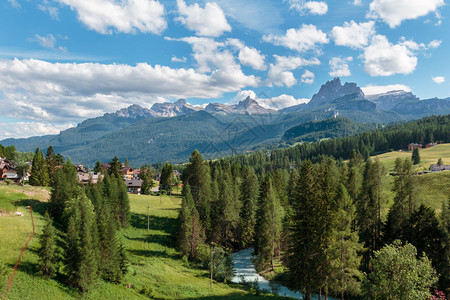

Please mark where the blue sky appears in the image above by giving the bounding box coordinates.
[0,0,449,138]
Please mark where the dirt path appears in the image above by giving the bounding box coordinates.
[6,206,35,293]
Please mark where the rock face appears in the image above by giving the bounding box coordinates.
[113,104,154,119]
[205,97,274,115]
[308,78,365,108]
[150,99,202,117]
[365,90,419,111]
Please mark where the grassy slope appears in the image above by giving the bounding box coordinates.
[0,184,282,299]
[373,143,450,214]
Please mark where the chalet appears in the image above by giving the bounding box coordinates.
[408,143,423,151]
[430,164,450,172]
[132,169,141,179]
[76,163,88,174]
[101,163,111,172]
[119,167,133,180]
[124,179,143,194]
[77,173,103,184]
[425,143,438,148]
[0,157,20,182]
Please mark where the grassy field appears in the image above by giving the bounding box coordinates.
[0,183,283,299]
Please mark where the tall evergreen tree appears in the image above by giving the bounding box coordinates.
[160,162,174,194]
[29,147,49,186]
[139,164,153,195]
[177,184,204,259]
[183,150,212,237]
[108,156,121,178]
[288,160,322,299]
[94,160,102,174]
[238,166,259,248]
[412,147,421,165]
[327,184,363,299]
[37,211,57,278]
[64,192,100,293]
[255,176,284,271]
[116,176,130,227]
[440,198,450,294]
[45,146,57,186]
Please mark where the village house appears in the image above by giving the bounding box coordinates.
[124,179,143,194]
[430,164,450,172]
[425,142,438,148]
[0,157,20,183]
[408,143,423,151]
[77,173,103,184]
[119,167,134,180]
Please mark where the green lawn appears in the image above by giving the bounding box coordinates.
[0,184,283,299]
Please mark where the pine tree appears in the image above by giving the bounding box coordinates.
[49,157,79,222]
[37,211,57,278]
[124,158,130,167]
[29,147,49,186]
[183,150,212,237]
[238,166,259,248]
[116,176,130,227]
[139,164,153,195]
[327,184,363,299]
[439,198,450,294]
[45,146,57,186]
[288,160,322,299]
[178,184,204,259]
[160,162,174,194]
[255,176,284,271]
[94,160,102,174]
[108,156,121,178]
[64,192,100,292]
[412,147,421,164]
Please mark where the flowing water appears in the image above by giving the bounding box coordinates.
[231,248,337,300]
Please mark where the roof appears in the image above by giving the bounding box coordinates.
[125,179,143,188]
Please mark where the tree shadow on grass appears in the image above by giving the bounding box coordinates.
[130,213,177,235]
[12,199,49,216]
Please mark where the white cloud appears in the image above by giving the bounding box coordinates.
[56,0,167,34]
[0,122,74,139]
[38,1,59,20]
[171,56,187,63]
[353,0,362,6]
[267,55,320,87]
[227,39,266,71]
[428,40,441,48]
[176,0,231,37]
[363,35,417,76]
[263,24,329,53]
[368,0,444,28]
[331,21,375,49]
[229,90,310,109]
[0,58,258,123]
[32,34,56,49]
[432,76,445,84]
[301,70,315,84]
[287,0,328,15]
[8,0,20,8]
[329,57,353,77]
[362,84,411,95]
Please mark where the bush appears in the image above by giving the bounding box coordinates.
[139,285,154,298]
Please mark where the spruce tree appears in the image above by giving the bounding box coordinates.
[288,160,322,299]
[412,147,421,165]
[94,160,102,174]
[178,184,204,259]
[45,146,57,187]
[29,147,49,186]
[108,156,121,178]
[440,198,450,294]
[238,166,259,248]
[37,211,57,278]
[139,164,153,195]
[116,176,130,227]
[255,176,284,271]
[160,162,174,194]
[327,184,363,299]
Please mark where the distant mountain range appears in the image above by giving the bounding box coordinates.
[2,78,450,166]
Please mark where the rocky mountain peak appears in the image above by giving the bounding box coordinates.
[308,77,364,108]
[113,104,154,119]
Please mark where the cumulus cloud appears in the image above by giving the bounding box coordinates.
[432,76,445,84]
[227,39,266,71]
[331,21,376,49]
[428,40,441,48]
[176,0,231,37]
[301,70,315,84]
[0,58,258,123]
[56,0,167,34]
[329,57,353,77]
[0,122,74,139]
[229,90,310,109]
[363,35,417,76]
[361,84,411,95]
[267,55,320,87]
[368,0,444,28]
[353,0,362,6]
[287,0,328,15]
[263,24,329,53]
